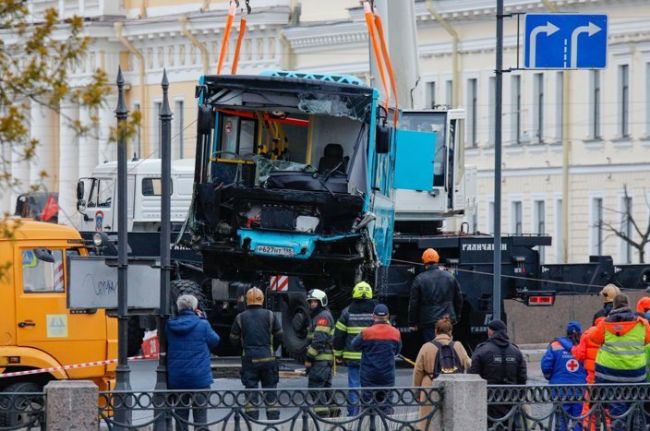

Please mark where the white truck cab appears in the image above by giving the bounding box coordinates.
[76,158,194,232]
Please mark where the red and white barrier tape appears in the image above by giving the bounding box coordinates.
[0,353,160,379]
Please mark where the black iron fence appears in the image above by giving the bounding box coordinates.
[487,383,650,431]
[99,386,443,430]
[0,391,45,431]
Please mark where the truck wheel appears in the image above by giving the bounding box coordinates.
[171,279,208,314]
[281,294,310,360]
[127,317,145,357]
[0,382,43,428]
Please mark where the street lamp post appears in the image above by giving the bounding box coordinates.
[154,69,173,430]
[114,66,132,429]
[492,0,504,322]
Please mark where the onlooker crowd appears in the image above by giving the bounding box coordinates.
[169,255,650,428]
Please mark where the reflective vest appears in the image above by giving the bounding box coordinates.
[595,321,647,383]
[333,300,375,363]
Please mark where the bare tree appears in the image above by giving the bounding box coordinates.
[601,185,650,263]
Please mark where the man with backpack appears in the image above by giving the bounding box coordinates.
[541,321,587,431]
[470,319,527,428]
[412,316,471,430]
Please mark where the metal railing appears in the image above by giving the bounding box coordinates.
[487,383,650,431]
[99,386,443,430]
[0,391,45,431]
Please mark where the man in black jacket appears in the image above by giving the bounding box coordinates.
[230,287,283,420]
[470,320,527,428]
[408,248,463,343]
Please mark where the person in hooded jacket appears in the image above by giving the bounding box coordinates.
[469,320,527,428]
[408,248,463,344]
[592,284,620,324]
[166,294,220,431]
[541,321,587,431]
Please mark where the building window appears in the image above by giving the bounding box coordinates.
[591,197,604,256]
[620,195,633,263]
[590,70,601,139]
[556,72,564,142]
[427,81,436,108]
[533,73,544,143]
[445,80,453,107]
[153,101,162,157]
[174,100,184,159]
[555,198,564,263]
[511,75,521,144]
[511,201,523,235]
[488,77,496,146]
[133,103,141,158]
[619,64,630,138]
[533,200,546,263]
[488,201,495,235]
[466,78,478,147]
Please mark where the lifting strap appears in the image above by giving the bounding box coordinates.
[231,1,250,74]
[363,1,390,109]
[216,0,237,74]
[373,14,399,127]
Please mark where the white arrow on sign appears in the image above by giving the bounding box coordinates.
[570,22,601,68]
[529,22,560,68]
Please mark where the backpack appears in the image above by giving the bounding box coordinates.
[430,340,464,379]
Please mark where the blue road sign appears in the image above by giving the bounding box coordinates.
[524,14,607,69]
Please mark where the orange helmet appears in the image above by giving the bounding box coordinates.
[636,297,650,314]
[422,248,440,264]
[246,287,264,306]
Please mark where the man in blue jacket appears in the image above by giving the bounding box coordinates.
[351,304,401,414]
[541,320,587,431]
[166,294,220,431]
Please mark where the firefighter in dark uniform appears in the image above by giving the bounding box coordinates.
[333,281,376,416]
[230,287,283,420]
[304,289,338,417]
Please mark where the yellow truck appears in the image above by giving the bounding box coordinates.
[0,220,117,425]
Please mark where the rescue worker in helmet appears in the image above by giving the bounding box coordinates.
[230,287,283,420]
[408,248,463,343]
[333,281,376,416]
[304,289,338,417]
[592,284,620,324]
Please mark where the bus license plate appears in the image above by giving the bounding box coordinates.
[256,245,295,257]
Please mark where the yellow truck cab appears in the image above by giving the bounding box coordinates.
[0,220,117,397]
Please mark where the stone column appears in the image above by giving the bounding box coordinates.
[45,380,98,431]
[58,101,80,226]
[78,106,99,178]
[431,374,487,431]
[29,101,58,191]
[8,143,30,209]
[98,94,117,163]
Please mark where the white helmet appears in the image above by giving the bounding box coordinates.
[306,289,328,307]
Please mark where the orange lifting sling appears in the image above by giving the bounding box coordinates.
[363,1,399,127]
[216,0,251,75]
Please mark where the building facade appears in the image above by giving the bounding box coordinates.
[3,0,650,264]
